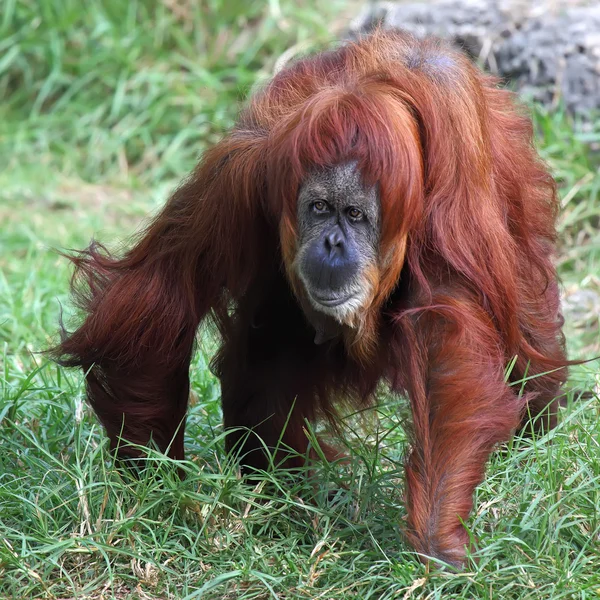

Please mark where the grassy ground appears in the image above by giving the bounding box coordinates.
[1,1,600,598]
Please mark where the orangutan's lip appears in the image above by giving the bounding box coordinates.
[310,293,354,307]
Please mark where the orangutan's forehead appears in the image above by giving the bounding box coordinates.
[300,163,375,201]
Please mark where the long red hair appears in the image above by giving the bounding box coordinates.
[53,30,567,566]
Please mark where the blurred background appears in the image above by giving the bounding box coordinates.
[1,1,599,598]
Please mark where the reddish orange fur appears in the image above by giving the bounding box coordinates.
[53,30,567,566]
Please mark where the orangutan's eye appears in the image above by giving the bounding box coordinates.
[312,201,328,213]
[347,207,363,221]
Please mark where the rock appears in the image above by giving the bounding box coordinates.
[349,0,600,115]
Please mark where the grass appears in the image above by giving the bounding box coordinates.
[1,1,599,598]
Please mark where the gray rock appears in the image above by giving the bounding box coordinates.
[349,0,600,115]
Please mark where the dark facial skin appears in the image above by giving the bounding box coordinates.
[295,163,381,324]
